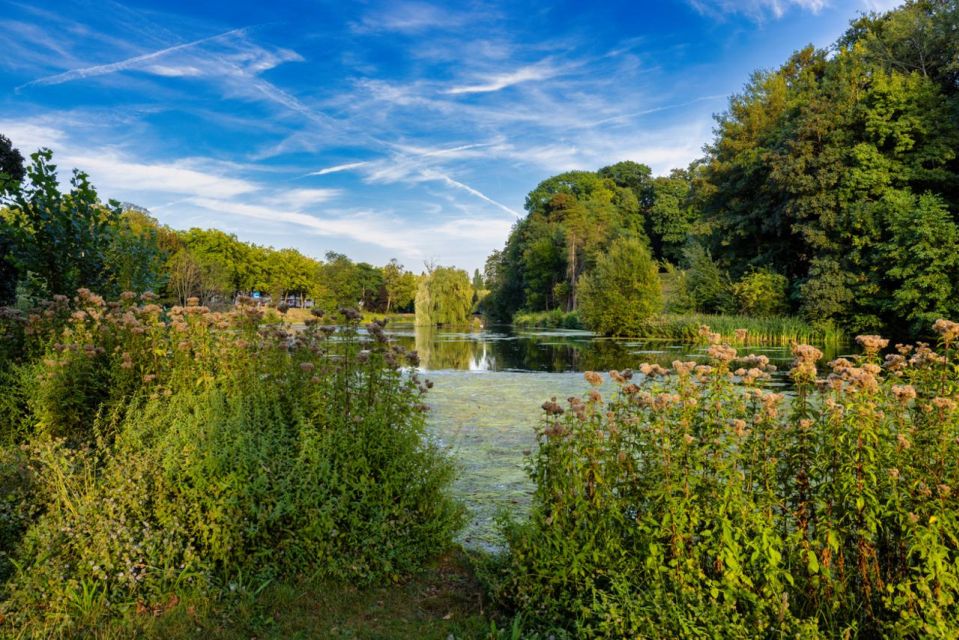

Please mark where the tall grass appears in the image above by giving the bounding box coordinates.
[510,310,839,346]
[0,291,463,636]
[494,320,959,638]
[636,312,841,345]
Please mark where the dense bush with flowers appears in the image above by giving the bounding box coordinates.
[496,321,959,638]
[0,291,462,636]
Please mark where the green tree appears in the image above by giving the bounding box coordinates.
[0,134,25,189]
[106,210,169,294]
[731,269,789,317]
[2,149,121,298]
[577,237,662,336]
[383,259,417,313]
[415,266,473,326]
[684,244,733,314]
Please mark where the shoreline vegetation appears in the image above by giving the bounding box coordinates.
[0,1,957,638]
[513,309,841,346]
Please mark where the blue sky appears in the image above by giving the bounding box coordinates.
[0,0,901,273]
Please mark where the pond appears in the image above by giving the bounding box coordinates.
[384,324,843,550]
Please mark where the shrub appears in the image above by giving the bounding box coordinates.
[0,294,463,635]
[576,237,662,336]
[513,309,582,330]
[498,320,959,638]
[731,268,789,316]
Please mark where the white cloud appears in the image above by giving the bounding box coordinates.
[272,188,343,208]
[308,161,368,176]
[17,26,251,89]
[352,2,475,34]
[689,0,828,19]
[65,152,259,199]
[445,63,560,95]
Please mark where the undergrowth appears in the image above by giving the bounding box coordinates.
[495,321,959,638]
[0,291,463,637]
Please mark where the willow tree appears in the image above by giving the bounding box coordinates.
[414,266,473,326]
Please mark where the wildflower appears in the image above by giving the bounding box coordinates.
[734,328,748,343]
[707,343,737,363]
[798,419,813,431]
[609,369,625,383]
[541,399,564,416]
[698,325,721,345]
[683,434,696,445]
[142,374,156,383]
[673,361,696,375]
[731,419,748,437]
[932,318,959,343]
[407,351,421,367]
[584,371,603,387]
[339,307,361,321]
[617,451,628,464]
[938,484,952,498]
[896,433,912,450]
[856,334,889,356]
[588,389,602,404]
[356,350,371,363]
[931,397,957,412]
[888,468,900,481]
[891,385,916,403]
[186,296,200,307]
[299,362,315,373]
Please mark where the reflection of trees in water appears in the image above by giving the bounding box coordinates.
[413,325,480,371]
[394,326,845,374]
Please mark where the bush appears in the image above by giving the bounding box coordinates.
[577,237,662,336]
[731,269,789,316]
[498,320,959,638]
[0,294,463,635]
[512,309,582,330]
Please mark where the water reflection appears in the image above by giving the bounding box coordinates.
[388,324,844,375]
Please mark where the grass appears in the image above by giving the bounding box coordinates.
[276,307,416,325]
[92,550,504,640]
[511,310,841,346]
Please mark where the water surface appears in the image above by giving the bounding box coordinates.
[385,324,841,549]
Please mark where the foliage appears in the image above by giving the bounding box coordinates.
[576,237,662,337]
[0,133,25,189]
[383,259,418,313]
[683,243,733,314]
[631,312,838,346]
[512,309,582,330]
[700,1,959,336]
[0,294,463,635]
[415,266,474,326]
[731,268,789,317]
[2,149,122,299]
[498,320,959,638]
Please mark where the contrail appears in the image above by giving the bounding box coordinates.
[420,169,522,219]
[17,26,250,90]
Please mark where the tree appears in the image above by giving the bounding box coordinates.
[2,149,121,298]
[167,249,202,305]
[415,266,473,326]
[106,210,169,294]
[577,237,662,336]
[731,269,789,317]
[684,244,733,314]
[383,259,417,313]
[0,134,25,189]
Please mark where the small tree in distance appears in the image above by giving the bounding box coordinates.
[577,236,662,336]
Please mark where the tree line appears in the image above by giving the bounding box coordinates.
[0,145,429,314]
[484,0,959,338]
